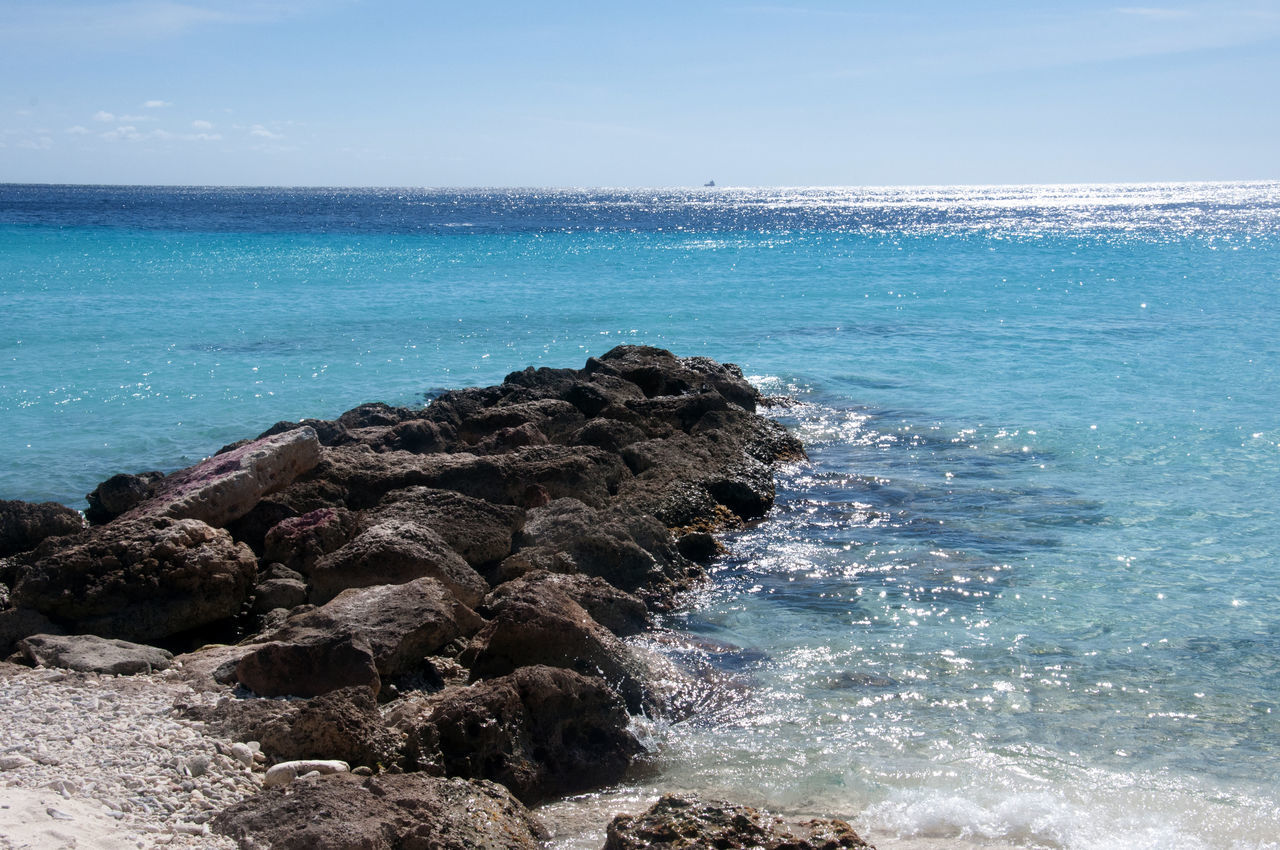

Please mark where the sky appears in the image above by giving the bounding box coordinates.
[1,1,1278,187]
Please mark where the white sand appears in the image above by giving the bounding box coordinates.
[0,663,258,849]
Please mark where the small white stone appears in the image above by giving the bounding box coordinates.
[229,743,255,767]
[262,759,350,788]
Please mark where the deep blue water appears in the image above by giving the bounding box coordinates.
[3,183,1278,848]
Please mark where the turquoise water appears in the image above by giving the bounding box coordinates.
[3,183,1278,847]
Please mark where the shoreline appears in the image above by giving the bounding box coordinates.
[1,346,876,849]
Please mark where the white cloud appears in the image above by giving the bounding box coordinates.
[249,124,283,139]
[143,99,172,108]
[18,136,53,150]
[66,125,91,135]
[191,119,214,130]
[93,110,116,122]
[101,125,143,141]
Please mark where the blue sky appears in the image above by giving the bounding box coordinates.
[1,1,1277,186]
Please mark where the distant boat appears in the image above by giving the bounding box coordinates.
[704,180,716,187]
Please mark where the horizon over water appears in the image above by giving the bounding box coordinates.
[3,181,1278,849]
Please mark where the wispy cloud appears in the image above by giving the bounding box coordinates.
[93,110,116,122]
[249,124,283,139]
[143,99,172,108]
[66,125,91,135]
[191,119,214,130]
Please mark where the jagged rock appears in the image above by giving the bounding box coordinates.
[15,633,173,674]
[212,773,547,850]
[571,418,648,452]
[84,472,164,524]
[235,632,381,698]
[12,516,257,642]
[251,576,309,613]
[121,426,321,528]
[459,398,586,445]
[0,499,85,557]
[371,488,524,567]
[485,571,648,637]
[307,520,487,606]
[604,794,871,850]
[262,578,484,684]
[262,507,360,573]
[391,665,641,803]
[517,499,664,592]
[460,579,644,710]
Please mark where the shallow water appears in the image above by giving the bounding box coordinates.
[3,182,1277,848]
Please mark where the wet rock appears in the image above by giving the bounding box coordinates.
[121,426,321,528]
[262,578,485,685]
[371,488,524,568]
[392,665,641,803]
[604,794,872,850]
[307,520,487,606]
[0,499,85,557]
[12,516,257,642]
[235,632,380,699]
[15,633,173,675]
[212,772,546,850]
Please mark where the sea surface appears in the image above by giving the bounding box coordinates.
[2,182,1278,849]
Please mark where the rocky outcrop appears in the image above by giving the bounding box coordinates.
[604,794,872,850]
[14,633,173,675]
[0,499,84,556]
[391,665,641,803]
[212,773,547,850]
[11,516,256,642]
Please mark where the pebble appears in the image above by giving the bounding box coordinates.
[0,666,258,849]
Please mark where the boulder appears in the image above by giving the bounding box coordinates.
[262,578,484,683]
[15,633,173,675]
[393,665,641,803]
[485,571,648,637]
[307,521,487,607]
[371,488,524,567]
[517,499,662,592]
[263,759,350,787]
[262,507,360,573]
[235,632,380,698]
[84,472,163,524]
[122,426,321,527]
[212,773,546,850]
[0,607,63,657]
[12,516,257,642]
[604,794,871,850]
[460,579,644,710]
[0,499,84,557]
[251,576,309,613]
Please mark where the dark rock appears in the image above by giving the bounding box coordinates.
[371,488,524,568]
[517,499,661,592]
[459,398,585,446]
[571,418,648,452]
[262,578,485,684]
[486,571,648,637]
[604,794,872,850]
[121,426,321,528]
[212,772,546,850]
[15,633,173,675]
[0,608,64,657]
[460,579,644,710]
[262,507,360,573]
[84,472,163,524]
[251,577,309,614]
[12,517,257,642]
[235,632,380,699]
[258,416,353,447]
[0,499,85,557]
[307,520,487,607]
[676,531,723,563]
[392,665,641,803]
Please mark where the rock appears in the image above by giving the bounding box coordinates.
[371,487,524,567]
[12,516,257,642]
[262,578,485,684]
[604,794,872,850]
[263,759,349,788]
[460,579,644,710]
[121,426,321,528]
[486,571,648,637]
[235,632,381,699]
[517,499,664,592]
[0,499,85,557]
[15,633,173,675]
[571,417,648,452]
[262,507,360,573]
[212,773,546,850]
[458,398,585,446]
[0,607,64,658]
[0,754,36,771]
[675,530,722,563]
[84,472,163,524]
[392,665,641,803]
[251,576,309,613]
[307,520,487,606]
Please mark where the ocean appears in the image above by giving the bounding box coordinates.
[2,183,1278,848]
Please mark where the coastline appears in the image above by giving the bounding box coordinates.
[1,346,869,849]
